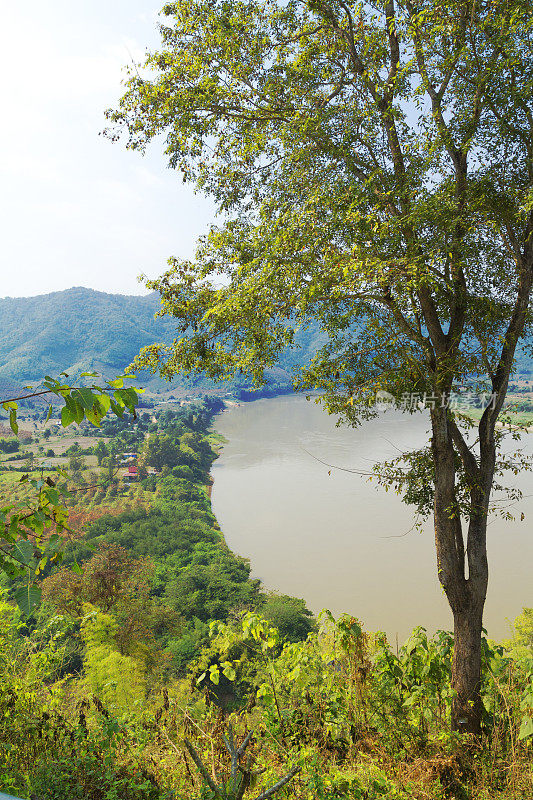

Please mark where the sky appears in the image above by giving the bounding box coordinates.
[0,0,216,298]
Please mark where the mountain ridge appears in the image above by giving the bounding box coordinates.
[0,287,325,390]
[0,287,175,383]
[1,287,531,390]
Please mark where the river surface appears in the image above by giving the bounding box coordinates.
[211,394,532,641]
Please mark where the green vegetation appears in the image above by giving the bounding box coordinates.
[109,0,533,734]
[0,395,530,799]
[0,439,19,453]
[0,288,171,382]
[0,400,314,680]
[0,372,142,615]
[0,599,531,799]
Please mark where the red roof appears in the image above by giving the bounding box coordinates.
[127,465,138,474]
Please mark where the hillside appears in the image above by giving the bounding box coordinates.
[1,288,531,393]
[0,287,325,391]
[0,288,175,382]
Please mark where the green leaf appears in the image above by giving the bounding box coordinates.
[61,405,75,427]
[75,388,97,410]
[13,540,34,565]
[84,408,101,427]
[14,585,42,616]
[110,400,124,418]
[222,663,236,681]
[123,387,139,410]
[108,377,124,389]
[95,393,111,414]
[9,409,18,435]
[47,533,61,549]
[71,559,83,576]
[518,716,533,740]
[208,665,220,685]
[72,400,84,424]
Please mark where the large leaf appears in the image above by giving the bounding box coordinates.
[61,405,75,427]
[13,540,34,566]
[14,585,42,617]
[75,387,97,410]
[518,716,533,741]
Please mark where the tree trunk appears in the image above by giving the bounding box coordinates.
[431,408,489,735]
[451,602,484,734]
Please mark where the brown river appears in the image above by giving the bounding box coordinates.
[211,394,532,642]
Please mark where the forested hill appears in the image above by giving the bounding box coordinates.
[0,288,174,382]
[1,287,532,386]
[0,286,326,387]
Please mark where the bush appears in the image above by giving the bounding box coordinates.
[261,593,317,642]
[0,438,19,453]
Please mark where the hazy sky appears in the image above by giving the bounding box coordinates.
[1,0,216,298]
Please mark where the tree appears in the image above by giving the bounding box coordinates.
[81,543,151,613]
[140,432,181,470]
[505,607,533,659]
[93,439,109,466]
[108,0,533,732]
[43,544,177,674]
[68,453,86,483]
[41,567,84,616]
[0,439,19,454]
[80,608,147,711]
[261,593,317,642]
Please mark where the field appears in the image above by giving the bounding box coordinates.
[457,392,533,429]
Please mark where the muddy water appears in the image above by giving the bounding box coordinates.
[211,395,532,641]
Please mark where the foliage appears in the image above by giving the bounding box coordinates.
[181,723,300,800]
[140,432,182,471]
[94,439,109,465]
[0,595,531,798]
[108,0,533,732]
[81,607,147,712]
[0,372,142,614]
[506,608,533,656]
[109,0,533,411]
[0,438,19,453]
[260,592,317,643]
[42,543,177,678]
[33,402,315,679]
[2,385,529,793]
[0,287,171,383]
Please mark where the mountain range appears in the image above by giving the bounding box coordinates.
[0,287,325,393]
[0,288,175,383]
[0,287,531,395]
